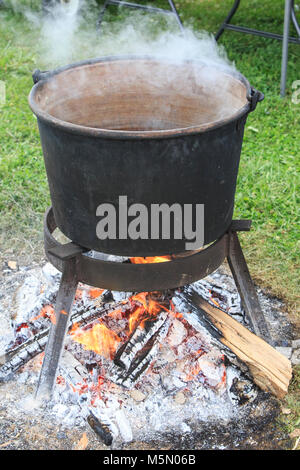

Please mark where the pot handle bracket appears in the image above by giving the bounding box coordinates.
[247,87,264,112]
[32,69,51,84]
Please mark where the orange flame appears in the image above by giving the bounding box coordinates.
[128,305,146,333]
[70,322,121,359]
[130,256,171,264]
[127,293,164,333]
[89,288,104,299]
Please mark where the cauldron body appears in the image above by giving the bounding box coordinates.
[29,57,261,256]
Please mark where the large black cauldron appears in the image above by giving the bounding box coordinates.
[29,56,263,256]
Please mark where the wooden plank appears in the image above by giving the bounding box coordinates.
[192,294,292,399]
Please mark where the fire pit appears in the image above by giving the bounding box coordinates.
[0,261,294,448]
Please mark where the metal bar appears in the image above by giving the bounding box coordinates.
[97,0,184,32]
[48,242,86,261]
[227,231,272,343]
[230,219,252,232]
[221,23,300,44]
[97,0,110,29]
[44,207,229,293]
[291,0,300,37]
[215,0,241,41]
[167,0,185,33]
[281,0,293,96]
[35,258,78,401]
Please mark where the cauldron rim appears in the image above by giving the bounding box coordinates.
[28,55,252,140]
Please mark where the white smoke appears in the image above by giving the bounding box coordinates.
[5,0,236,74]
[41,0,81,65]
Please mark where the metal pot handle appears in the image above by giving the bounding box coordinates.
[32,69,51,84]
[247,87,264,112]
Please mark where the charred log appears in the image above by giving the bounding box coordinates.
[114,312,168,370]
[111,313,170,387]
[87,410,113,446]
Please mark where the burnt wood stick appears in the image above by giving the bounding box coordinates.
[111,317,170,387]
[190,292,292,399]
[87,411,113,446]
[114,312,168,370]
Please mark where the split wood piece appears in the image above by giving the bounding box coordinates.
[192,294,292,399]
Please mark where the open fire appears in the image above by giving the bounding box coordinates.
[0,258,293,447]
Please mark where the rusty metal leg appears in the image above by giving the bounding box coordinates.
[280,0,292,97]
[215,0,241,41]
[35,257,78,401]
[227,230,272,344]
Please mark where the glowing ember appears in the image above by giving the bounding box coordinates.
[209,290,221,308]
[184,360,202,382]
[30,304,56,324]
[89,288,104,299]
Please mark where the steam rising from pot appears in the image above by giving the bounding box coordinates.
[7,0,237,75]
[10,1,246,128]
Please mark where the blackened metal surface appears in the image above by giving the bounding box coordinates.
[35,257,78,400]
[44,207,229,292]
[29,56,262,256]
[227,231,273,343]
[37,116,246,255]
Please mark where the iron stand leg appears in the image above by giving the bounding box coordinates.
[167,0,184,33]
[215,0,241,41]
[97,0,109,31]
[35,257,78,401]
[227,230,272,344]
[291,0,300,36]
[281,0,293,96]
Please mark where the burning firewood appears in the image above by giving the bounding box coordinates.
[0,299,126,382]
[111,312,170,387]
[114,312,169,370]
[189,292,292,399]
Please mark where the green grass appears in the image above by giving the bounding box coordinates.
[279,365,300,449]
[0,0,299,447]
[0,0,299,316]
